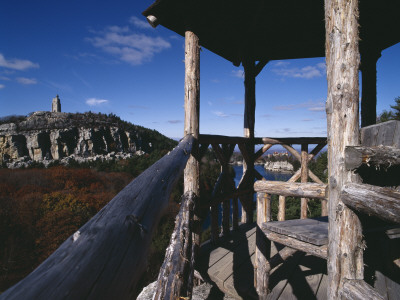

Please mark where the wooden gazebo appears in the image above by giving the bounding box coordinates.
[0,1,399,300]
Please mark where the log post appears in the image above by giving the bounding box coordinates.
[154,192,197,299]
[241,59,256,223]
[232,196,239,231]
[325,0,364,298]
[300,144,309,219]
[278,169,301,221]
[360,50,381,128]
[255,190,271,299]
[183,30,200,297]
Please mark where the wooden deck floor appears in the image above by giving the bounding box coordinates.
[195,223,328,299]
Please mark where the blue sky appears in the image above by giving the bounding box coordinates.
[1,0,399,139]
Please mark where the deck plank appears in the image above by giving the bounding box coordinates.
[196,223,329,299]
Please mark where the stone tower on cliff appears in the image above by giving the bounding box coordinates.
[52,95,61,112]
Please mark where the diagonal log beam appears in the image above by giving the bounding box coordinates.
[254,143,273,161]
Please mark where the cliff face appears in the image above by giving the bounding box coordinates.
[0,111,169,167]
[264,160,294,172]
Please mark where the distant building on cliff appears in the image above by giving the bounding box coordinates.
[52,95,61,112]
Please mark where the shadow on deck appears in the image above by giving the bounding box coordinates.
[195,223,328,300]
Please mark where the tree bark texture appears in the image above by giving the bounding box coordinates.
[345,146,400,170]
[154,192,197,299]
[183,30,201,290]
[301,144,309,219]
[325,0,364,298]
[184,30,200,196]
[341,182,400,224]
[0,135,194,300]
[262,230,328,259]
[342,279,384,300]
[254,181,327,199]
[255,191,271,299]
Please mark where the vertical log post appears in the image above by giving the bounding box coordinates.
[278,196,286,221]
[211,203,219,242]
[300,144,309,219]
[325,1,364,298]
[183,30,200,298]
[361,50,381,127]
[255,188,271,299]
[241,59,256,223]
[232,196,239,231]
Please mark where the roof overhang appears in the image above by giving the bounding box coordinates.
[143,0,400,65]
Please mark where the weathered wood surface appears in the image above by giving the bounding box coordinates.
[301,144,309,219]
[198,134,326,146]
[154,192,196,299]
[278,169,301,221]
[254,180,327,199]
[342,279,384,300]
[262,230,328,259]
[0,135,194,300]
[361,120,400,148]
[263,217,328,246]
[196,223,330,300]
[183,31,201,294]
[325,0,364,298]
[255,191,271,299]
[262,137,327,145]
[341,183,400,224]
[345,146,400,170]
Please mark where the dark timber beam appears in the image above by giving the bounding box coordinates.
[361,50,381,127]
[255,60,269,77]
[241,58,256,223]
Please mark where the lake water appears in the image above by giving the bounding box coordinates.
[202,165,292,229]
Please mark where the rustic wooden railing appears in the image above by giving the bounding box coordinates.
[252,121,400,299]
[197,134,327,243]
[0,135,194,300]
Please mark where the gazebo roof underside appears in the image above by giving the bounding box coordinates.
[143,0,400,65]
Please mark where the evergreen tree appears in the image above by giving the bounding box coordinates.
[377,96,400,123]
[390,96,400,120]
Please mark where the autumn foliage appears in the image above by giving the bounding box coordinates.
[0,166,133,291]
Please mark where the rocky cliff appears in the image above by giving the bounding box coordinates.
[264,160,294,172]
[0,111,176,168]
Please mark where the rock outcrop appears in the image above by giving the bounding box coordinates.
[264,160,294,172]
[0,111,171,168]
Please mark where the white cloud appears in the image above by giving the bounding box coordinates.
[274,100,325,112]
[231,69,244,78]
[129,16,152,29]
[212,111,229,117]
[87,26,170,65]
[86,98,109,106]
[167,120,182,124]
[0,53,39,70]
[16,77,37,85]
[0,84,5,89]
[273,61,290,67]
[272,62,326,79]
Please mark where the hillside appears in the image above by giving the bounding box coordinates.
[0,112,177,168]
